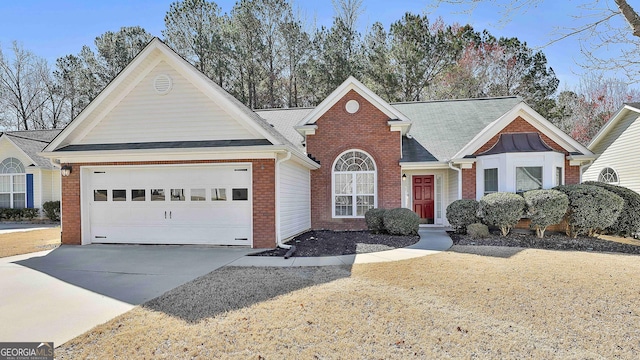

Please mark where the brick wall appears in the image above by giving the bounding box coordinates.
[306,90,402,230]
[60,159,276,248]
[466,116,582,198]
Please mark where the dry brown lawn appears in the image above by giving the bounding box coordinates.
[56,248,640,359]
[0,227,60,258]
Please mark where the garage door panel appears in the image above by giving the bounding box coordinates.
[86,165,253,246]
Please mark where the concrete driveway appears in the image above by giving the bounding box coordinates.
[0,245,254,346]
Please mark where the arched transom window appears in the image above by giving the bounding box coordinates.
[0,157,26,209]
[598,167,619,184]
[333,150,376,217]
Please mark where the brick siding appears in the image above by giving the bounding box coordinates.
[60,159,276,248]
[306,90,402,230]
[462,116,582,199]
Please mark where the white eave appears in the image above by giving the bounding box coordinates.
[38,145,320,169]
[296,76,412,127]
[567,153,598,166]
[389,120,412,135]
[295,124,317,137]
[400,161,450,170]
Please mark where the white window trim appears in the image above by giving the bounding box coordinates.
[598,167,619,185]
[0,157,27,209]
[332,149,377,218]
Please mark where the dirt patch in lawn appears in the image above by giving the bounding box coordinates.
[55,249,640,359]
[0,227,61,258]
[450,229,640,255]
[251,230,419,257]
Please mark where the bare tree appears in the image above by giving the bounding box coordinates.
[0,42,48,130]
[435,0,640,83]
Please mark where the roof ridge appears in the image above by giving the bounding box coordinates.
[391,96,520,105]
[255,107,315,112]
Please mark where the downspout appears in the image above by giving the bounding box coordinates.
[275,151,292,249]
[448,161,462,200]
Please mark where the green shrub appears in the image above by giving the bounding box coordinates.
[554,184,624,237]
[467,223,489,238]
[524,189,569,238]
[22,208,39,220]
[365,208,387,233]
[42,201,60,222]
[584,181,640,237]
[446,199,479,234]
[383,208,419,236]
[478,192,525,236]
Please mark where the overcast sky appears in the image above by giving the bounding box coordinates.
[0,0,632,91]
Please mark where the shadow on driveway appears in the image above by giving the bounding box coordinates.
[16,244,255,305]
[142,265,352,323]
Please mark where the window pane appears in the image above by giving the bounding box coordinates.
[151,189,165,201]
[94,190,107,201]
[113,189,126,201]
[334,174,352,194]
[516,167,543,193]
[484,168,498,195]
[356,173,374,194]
[211,188,227,201]
[232,188,248,201]
[13,175,25,192]
[131,189,145,201]
[0,176,10,193]
[171,189,185,201]
[13,193,25,209]
[556,167,563,186]
[356,195,375,216]
[191,188,206,201]
[0,194,9,208]
[335,196,353,216]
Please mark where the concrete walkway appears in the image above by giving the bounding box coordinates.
[229,228,453,267]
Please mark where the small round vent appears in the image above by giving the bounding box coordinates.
[345,99,360,114]
[153,74,173,95]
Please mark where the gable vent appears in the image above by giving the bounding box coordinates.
[153,74,173,95]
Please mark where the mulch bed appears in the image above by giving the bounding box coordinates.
[450,229,640,255]
[250,230,420,257]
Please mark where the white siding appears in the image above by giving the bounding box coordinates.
[40,170,61,204]
[591,112,640,155]
[583,115,640,194]
[0,138,33,166]
[279,160,311,240]
[79,60,260,144]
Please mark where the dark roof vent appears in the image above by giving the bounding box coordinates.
[479,133,554,156]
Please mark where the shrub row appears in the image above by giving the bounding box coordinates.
[0,208,40,221]
[446,183,635,238]
[43,201,61,222]
[365,208,419,236]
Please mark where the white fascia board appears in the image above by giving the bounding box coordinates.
[568,153,598,166]
[587,105,639,150]
[295,125,317,136]
[453,102,592,159]
[400,161,450,170]
[297,76,412,126]
[39,145,321,169]
[389,120,412,135]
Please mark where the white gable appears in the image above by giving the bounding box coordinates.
[0,136,34,167]
[78,60,259,144]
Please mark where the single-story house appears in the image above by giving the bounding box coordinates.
[0,130,61,215]
[582,103,640,192]
[40,38,595,248]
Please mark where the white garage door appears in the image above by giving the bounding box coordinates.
[86,164,252,245]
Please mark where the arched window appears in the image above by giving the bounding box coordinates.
[598,167,619,184]
[0,157,26,209]
[332,150,376,217]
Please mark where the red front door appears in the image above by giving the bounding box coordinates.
[413,175,434,224]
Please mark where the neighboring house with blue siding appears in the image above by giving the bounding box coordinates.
[0,130,62,217]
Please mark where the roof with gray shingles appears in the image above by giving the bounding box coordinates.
[255,97,523,162]
[3,130,62,169]
[392,97,522,161]
[255,108,313,151]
